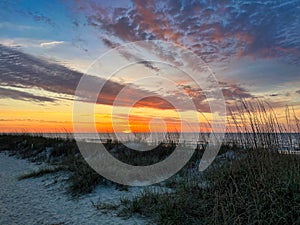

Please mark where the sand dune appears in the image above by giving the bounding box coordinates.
[0,152,146,225]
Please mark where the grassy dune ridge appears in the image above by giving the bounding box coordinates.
[119,150,300,225]
[0,133,205,196]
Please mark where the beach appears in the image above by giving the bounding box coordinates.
[0,152,146,225]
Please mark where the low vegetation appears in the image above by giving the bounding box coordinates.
[18,166,65,180]
[116,100,300,224]
[0,133,188,197]
[120,150,300,224]
[1,100,300,224]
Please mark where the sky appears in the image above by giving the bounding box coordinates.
[0,0,299,133]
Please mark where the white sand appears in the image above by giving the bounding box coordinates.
[0,152,147,225]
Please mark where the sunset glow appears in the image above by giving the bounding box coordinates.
[0,1,299,133]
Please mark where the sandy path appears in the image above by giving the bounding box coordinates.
[0,152,146,225]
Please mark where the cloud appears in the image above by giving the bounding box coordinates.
[69,0,300,64]
[0,87,55,102]
[27,10,57,28]
[40,41,65,47]
[0,44,161,107]
[0,45,254,113]
[219,58,300,90]
[0,22,37,31]
[221,83,253,100]
[0,118,70,124]
[0,44,81,96]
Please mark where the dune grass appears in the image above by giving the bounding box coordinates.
[18,166,65,180]
[1,134,180,196]
[64,157,106,196]
[119,150,300,225]
[115,100,300,224]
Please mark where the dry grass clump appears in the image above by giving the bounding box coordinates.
[120,150,300,225]
[118,100,300,224]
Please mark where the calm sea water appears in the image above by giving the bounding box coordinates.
[26,132,300,151]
